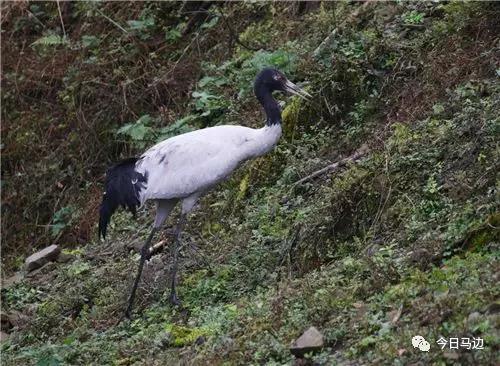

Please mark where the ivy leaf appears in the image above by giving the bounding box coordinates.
[117,123,152,141]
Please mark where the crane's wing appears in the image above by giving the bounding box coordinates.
[136,125,255,202]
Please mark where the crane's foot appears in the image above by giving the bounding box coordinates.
[140,246,152,261]
[124,309,132,320]
[169,292,182,306]
[116,310,132,325]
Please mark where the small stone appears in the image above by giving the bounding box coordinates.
[25,245,60,272]
[0,331,9,342]
[467,311,481,324]
[290,326,324,357]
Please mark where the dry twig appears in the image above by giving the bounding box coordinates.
[56,0,66,39]
[293,144,370,186]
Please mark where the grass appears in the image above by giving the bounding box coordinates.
[2,2,499,365]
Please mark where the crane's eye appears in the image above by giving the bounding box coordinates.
[272,73,283,81]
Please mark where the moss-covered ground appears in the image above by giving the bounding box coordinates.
[2,2,499,365]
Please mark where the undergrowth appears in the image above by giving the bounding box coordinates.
[1,2,499,365]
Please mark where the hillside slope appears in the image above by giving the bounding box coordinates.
[2,2,499,365]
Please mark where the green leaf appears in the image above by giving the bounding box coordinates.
[31,34,69,48]
[136,114,153,125]
[432,103,445,115]
[117,123,152,141]
[359,336,377,347]
[166,28,181,42]
[50,206,75,237]
[117,115,154,141]
[81,35,100,48]
[198,76,216,88]
[200,16,219,30]
[127,17,154,31]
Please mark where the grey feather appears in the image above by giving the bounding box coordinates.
[135,124,282,205]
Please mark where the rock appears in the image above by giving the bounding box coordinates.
[0,331,9,342]
[290,326,324,357]
[467,311,481,324]
[25,245,60,272]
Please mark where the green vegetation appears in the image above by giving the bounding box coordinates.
[2,1,499,365]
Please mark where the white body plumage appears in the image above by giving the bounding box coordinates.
[136,124,282,204]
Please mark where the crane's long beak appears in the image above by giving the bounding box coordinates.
[284,80,312,101]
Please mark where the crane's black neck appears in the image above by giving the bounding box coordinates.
[255,84,282,126]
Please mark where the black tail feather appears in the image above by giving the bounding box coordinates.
[98,157,147,239]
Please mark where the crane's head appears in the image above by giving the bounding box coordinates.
[254,68,311,101]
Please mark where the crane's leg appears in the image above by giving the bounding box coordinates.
[124,227,157,319]
[168,195,199,306]
[124,199,177,319]
[168,213,186,305]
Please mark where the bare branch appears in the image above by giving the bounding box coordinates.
[56,0,66,39]
[293,144,369,186]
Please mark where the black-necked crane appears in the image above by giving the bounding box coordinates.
[98,68,311,318]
